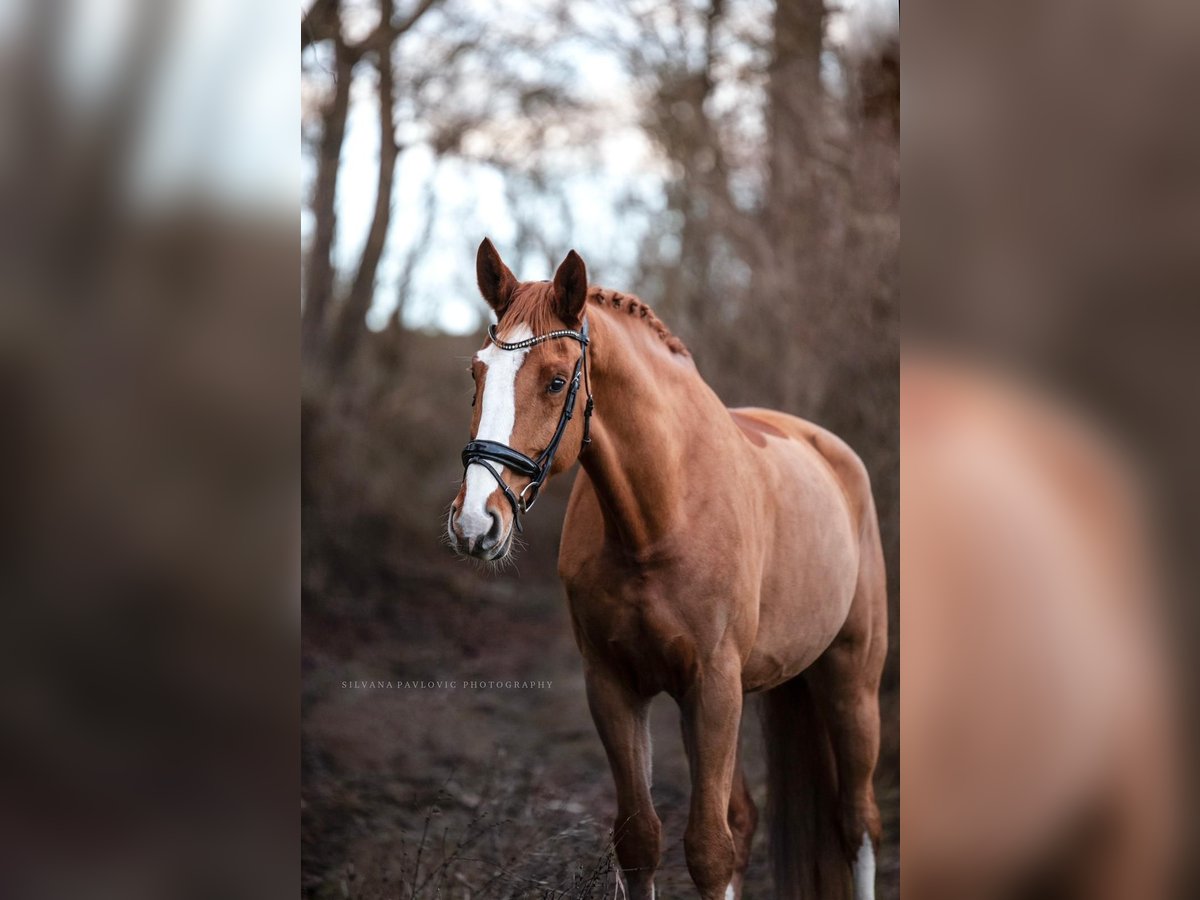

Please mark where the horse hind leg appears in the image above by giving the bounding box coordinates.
[809,562,888,899]
[809,646,884,899]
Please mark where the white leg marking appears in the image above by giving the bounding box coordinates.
[724,884,735,900]
[615,866,651,900]
[457,324,532,543]
[853,830,876,900]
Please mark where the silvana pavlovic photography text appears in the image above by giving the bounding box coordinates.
[340,680,554,690]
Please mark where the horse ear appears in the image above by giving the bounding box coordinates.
[476,238,517,315]
[552,249,588,323]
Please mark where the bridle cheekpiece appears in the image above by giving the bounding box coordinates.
[460,316,594,532]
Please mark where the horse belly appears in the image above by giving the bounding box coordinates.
[740,456,862,692]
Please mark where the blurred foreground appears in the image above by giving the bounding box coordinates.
[1,1,297,897]
[903,0,1199,895]
[902,355,1178,898]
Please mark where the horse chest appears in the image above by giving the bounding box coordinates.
[567,568,729,695]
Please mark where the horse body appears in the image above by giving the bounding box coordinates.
[449,241,887,900]
[559,317,869,697]
[726,408,876,692]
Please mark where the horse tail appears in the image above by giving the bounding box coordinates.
[761,673,853,900]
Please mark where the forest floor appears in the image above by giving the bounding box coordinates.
[302,557,898,899]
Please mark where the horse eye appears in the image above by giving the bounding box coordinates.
[548,376,567,394]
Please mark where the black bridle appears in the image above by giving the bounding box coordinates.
[461,316,594,532]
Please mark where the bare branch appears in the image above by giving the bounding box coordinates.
[393,0,441,36]
[350,0,440,56]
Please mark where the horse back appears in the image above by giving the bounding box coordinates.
[729,407,877,538]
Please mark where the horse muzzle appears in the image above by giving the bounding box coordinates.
[448,501,513,560]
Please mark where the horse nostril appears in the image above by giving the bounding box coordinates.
[485,510,504,547]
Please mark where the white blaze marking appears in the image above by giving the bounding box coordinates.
[458,324,532,543]
[853,831,875,900]
[724,885,734,900]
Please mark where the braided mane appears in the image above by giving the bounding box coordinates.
[587,287,690,357]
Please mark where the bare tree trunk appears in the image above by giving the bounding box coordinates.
[763,0,825,230]
[302,31,353,363]
[328,1,399,373]
[752,0,829,411]
[652,0,733,338]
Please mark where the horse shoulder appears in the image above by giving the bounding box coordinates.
[558,467,605,581]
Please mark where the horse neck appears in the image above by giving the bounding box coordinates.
[580,305,731,554]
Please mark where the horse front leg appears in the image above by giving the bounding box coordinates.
[585,662,661,900]
[679,656,743,900]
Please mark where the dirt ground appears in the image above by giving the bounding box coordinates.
[301,529,899,899]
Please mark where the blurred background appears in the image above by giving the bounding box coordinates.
[299,0,899,897]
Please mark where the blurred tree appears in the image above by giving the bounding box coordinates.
[301,0,440,372]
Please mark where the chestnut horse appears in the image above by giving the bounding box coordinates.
[447,239,888,900]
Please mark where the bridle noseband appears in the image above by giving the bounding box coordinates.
[461,317,594,532]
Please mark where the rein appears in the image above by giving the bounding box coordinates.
[460,316,594,532]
